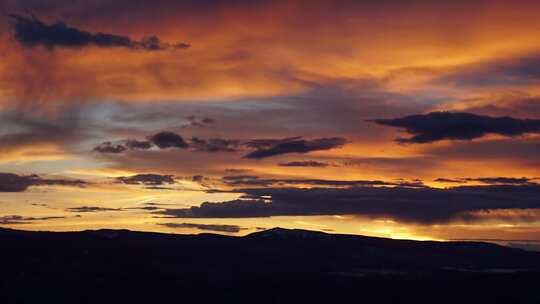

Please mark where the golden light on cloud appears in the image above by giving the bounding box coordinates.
[0,1,539,245]
[0,144,70,164]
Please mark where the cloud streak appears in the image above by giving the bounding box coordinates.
[435,177,535,185]
[9,14,190,51]
[157,222,243,233]
[94,133,348,159]
[0,215,66,224]
[220,175,406,188]
[190,137,241,153]
[278,161,332,167]
[0,173,86,192]
[117,174,175,186]
[93,131,189,153]
[373,112,540,143]
[66,206,123,213]
[243,137,348,159]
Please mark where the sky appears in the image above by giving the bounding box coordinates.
[1,0,540,248]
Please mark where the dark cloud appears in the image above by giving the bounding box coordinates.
[435,177,535,185]
[243,137,348,159]
[66,206,123,213]
[221,175,409,188]
[144,186,175,190]
[0,173,34,192]
[95,135,238,154]
[278,161,332,167]
[8,14,190,51]
[0,173,86,192]
[373,112,540,143]
[158,184,540,224]
[394,181,428,188]
[31,177,87,188]
[160,198,271,218]
[222,175,275,187]
[94,134,347,158]
[124,139,153,150]
[94,142,127,154]
[464,177,534,185]
[0,215,66,225]
[434,178,465,183]
[123,203,168,211]
[157,222,243,233]
[190,137,241,152]
[94,139,153,154]
[117,174,175,186]
[31,203,49,207]
[134,206,163,211]
[149,131,189,149]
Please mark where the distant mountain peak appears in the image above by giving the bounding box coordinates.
[248,227,332,240]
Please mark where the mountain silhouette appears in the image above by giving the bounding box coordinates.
[0,227,539,303]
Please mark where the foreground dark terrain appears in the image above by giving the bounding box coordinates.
[1,227,539,303]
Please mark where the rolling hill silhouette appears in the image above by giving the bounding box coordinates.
[1,227,539,303]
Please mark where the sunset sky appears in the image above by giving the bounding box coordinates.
[1,0,540,246]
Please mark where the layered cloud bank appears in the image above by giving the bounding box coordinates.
[158,184,540,224]
[0,1,539,240]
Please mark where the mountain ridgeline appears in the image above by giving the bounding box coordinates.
[1,227,539,303]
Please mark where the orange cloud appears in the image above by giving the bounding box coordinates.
[2,0,540,109]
